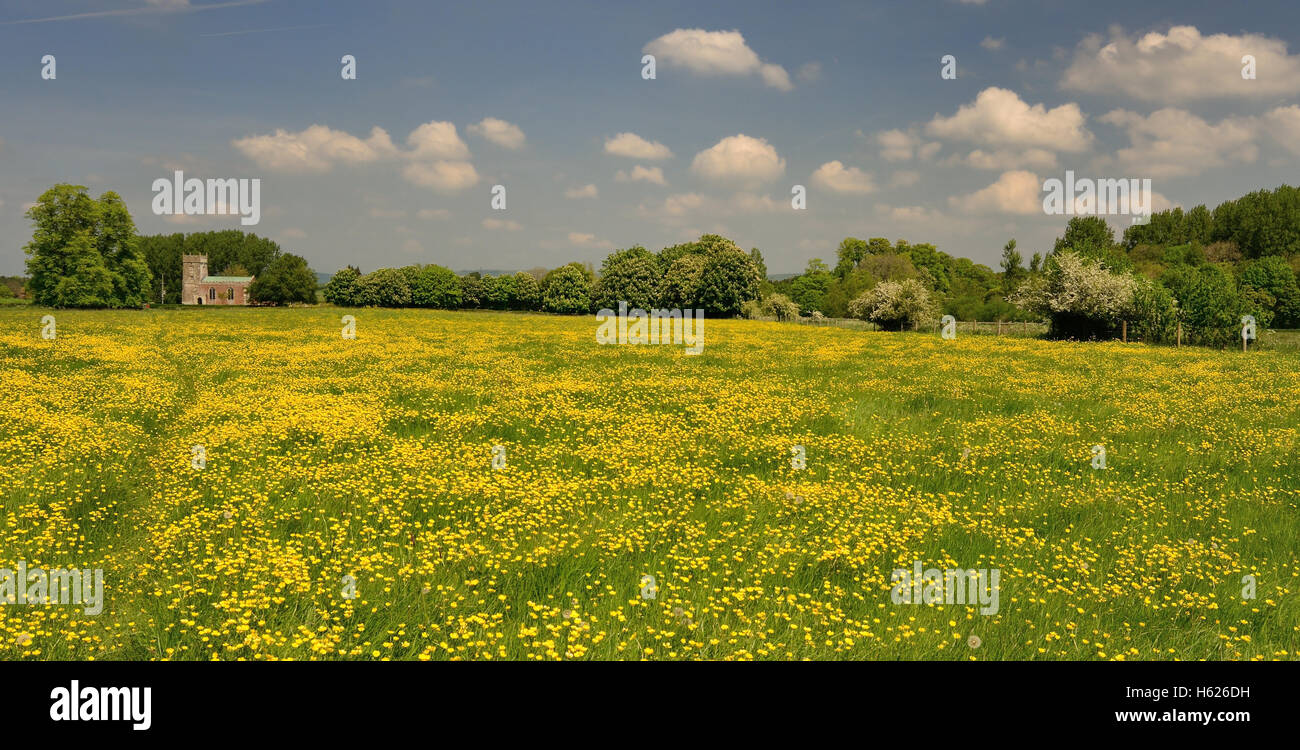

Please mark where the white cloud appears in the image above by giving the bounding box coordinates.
[640,191,787,222]
[1260,105,1300,156]
[368,207,406,219]
[402,161,479,192]
[949,170,1043,215]
[643,28,793,90]
[810,161,876,194]
[417,208,451,220]
[281,227,307,238]
[1098,108,1257,178]
[467,117,526,149]
[1061,26,1300,103]
[877,204,941,222]
[406,121,470,160]
[690,134,785,185]
[980,36,1004,50]
[568,232,615,249]
[232,125,398,172]
[615,165,667,185]
[604,132,673,160]
[926,87,1093,152]
[946,147,1059,170]
[564,184,598,199]
[876,129,940,162]
[482,218,522,231]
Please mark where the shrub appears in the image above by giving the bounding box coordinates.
[740,299,764,320]
[459,274,484,308]
[1128,279,1179,344]
[322,266,362,306]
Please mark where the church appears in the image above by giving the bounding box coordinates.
[181,254,254,305]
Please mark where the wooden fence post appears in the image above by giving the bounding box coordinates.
[1122,320,1127,343]
[1176,320,1181,347]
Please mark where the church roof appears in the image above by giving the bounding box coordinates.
[201,276,254,282]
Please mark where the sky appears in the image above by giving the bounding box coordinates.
[2,0,1300,277]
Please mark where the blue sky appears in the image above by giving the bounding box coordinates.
[3,0,1300,276]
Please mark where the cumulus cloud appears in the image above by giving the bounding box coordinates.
[406,121,471,160]
[1061,25,1300,102]
[482,218,522,231]
[604,132,674,160]
[945,147,1059,170]
[639,191,787,222]
[1260,105,1300,156]
[981,36,1004,50]
[568,232,615,249]
[926,87,1093,153]
[564,184,598,199]
[810,161,876,194]
[643,28,793,90]
[417,208,451,220]
[232,125,398,172]
[615,165,667,185]
[1098,108,1257,178]
[401,160,479,192]
[690,134,785,185]
[876,204,941,222]
[467,117,526,149]
[949,170,1043,215]
[876,129,940,162]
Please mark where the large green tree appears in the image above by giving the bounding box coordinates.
[249,253,317,304]
[24,184,152,308]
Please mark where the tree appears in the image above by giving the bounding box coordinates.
[24,184,152,308]
[658,254,705,308]
[512,271,541,310]
[1000,238,1024,293]
[593,246,659,310]
[1011,251,1136,339]
[789,258,833,315]
[355,267,412,307]
[249,253,316,304]
[848,279,939,330]
[834,237,868,278]
[1239,255,1300,327]
[761,293,800,321]
[410,264,462,308]
[696,243,762,316]
[459,273,484,308]
[323,266,362,306]
[541,263,594,313]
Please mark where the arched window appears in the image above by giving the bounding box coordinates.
[208,287,216,300]
[227,287,235,300]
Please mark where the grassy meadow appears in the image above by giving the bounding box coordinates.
[0,305,1297,660]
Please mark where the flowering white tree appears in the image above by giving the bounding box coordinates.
[1011,251,1136,338]
[848,278,939,330]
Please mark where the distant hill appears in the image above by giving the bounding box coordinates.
[315,271,332,286]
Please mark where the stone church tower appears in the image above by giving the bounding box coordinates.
[181,254,254,305]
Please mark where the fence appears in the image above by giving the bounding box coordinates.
[785,316,1049,337]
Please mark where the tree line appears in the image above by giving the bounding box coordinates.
[22,184,318,307]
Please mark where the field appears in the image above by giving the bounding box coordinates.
[1,306,1298,660]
